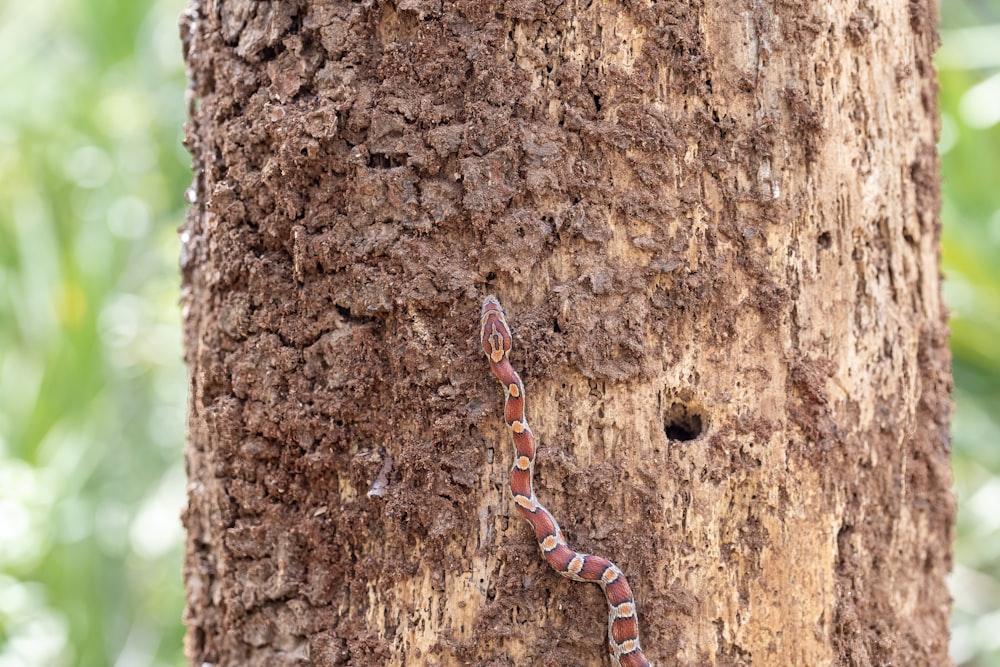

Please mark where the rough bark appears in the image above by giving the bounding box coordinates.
[179,0,953,665]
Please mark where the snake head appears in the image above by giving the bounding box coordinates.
[480,296,512,363]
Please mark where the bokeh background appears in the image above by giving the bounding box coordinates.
[941,2,1000,665]
[0,0,188,665]
[0,0,995,665]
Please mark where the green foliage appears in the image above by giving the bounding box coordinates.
[0,0,189,665]
[941,3,1000,666]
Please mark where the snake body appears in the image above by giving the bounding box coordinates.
[480,296,651,667]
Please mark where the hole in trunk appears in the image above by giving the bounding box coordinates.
[664,402,705,441]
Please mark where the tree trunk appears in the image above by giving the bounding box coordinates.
[179,0,953,665]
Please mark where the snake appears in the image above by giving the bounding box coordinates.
[480,296,651,667]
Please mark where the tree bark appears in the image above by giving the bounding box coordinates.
[179,0,953,665]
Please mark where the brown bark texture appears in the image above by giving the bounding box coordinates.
[179,0,953,665]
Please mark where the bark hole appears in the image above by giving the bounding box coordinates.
[368,152,407,169]
[663,401,705,442]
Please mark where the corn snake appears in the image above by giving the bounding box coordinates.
[480,296,651,667]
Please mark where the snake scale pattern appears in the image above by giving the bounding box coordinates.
[480,296,651,667]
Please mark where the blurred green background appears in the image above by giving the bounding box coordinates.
[0,0,189,665]
[0,0,996,665]
[941,1,1000,664]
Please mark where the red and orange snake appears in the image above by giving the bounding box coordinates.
[480,296,651,667]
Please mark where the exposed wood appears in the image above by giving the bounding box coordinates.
[180,0,953,665]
